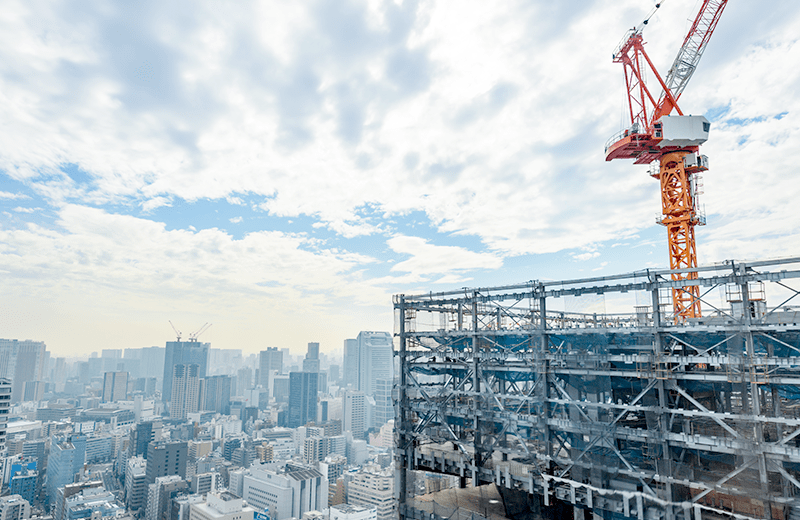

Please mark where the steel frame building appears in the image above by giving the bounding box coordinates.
[394,257,800,520]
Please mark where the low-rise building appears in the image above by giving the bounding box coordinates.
[189,492,255,520]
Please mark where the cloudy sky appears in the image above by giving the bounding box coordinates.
[1,0,798,357]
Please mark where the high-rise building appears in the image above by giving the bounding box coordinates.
[372,379,393,428]
[22,381,44,402]
[342,339,358,390]
[46,435,87,507]
[0,340,46,403]
[170,365,201,420]
[145,441,188,485]
[125,456,147,513]
[162,341,209,403]
[303,342,320,373]
[202,375,231,415]
[288,372,317,428]
[343,391,367,439]
[130,420,162,459]
[235,367,253,394]
[102,371,128,403]
[0,379,11,451]
[258,348,282,387]
[356,332,392,397]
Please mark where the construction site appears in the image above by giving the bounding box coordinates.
[393,1,800,519]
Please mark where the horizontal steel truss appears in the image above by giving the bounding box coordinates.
[395,258,800,520]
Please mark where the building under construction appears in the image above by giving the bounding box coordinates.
[394,257,800,520]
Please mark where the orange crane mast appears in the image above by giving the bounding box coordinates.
[605,0,728,322]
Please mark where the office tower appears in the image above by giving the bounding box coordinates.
[372,379,393,428]
[258,348,282,387]
[170,364,201,420]
[288,372,318,428]
[162,341,209,403]
[342,339,358,389]
[328,365,340,385]
[346,465,395,520]
[46,435,87,507]
[0,379,8,451]
[101,371,128,403]
[235,367,253,394]
[0,495,30,520]
[356,332,393,397]
[343,391,367,439]
[125,457,147,513]
[145,441,188,484]
[124,346,166,379]
[22,381,44,402]
[303,342,320,373]
[130,420,162,459]
[202,375,232,415]
[0,340,46,403]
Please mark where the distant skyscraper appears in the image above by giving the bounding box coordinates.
[288,372,318,428]
[0,379,10,452]
[258,348,282,387]
[203,375,232,415]
[343,391,367,439]
[0,339,46,403]
[22,381,45,402]
[170,365,201,419]
[303,342,321,373]
[373,379,393,428]
[102,371,128,403]
[356,332,393,397]
[162,341,209,403]
[342,339,359,389]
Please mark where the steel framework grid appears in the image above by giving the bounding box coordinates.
[394,257,800,520]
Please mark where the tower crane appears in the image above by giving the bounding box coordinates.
[605,0,728,321]
[169,320,182,342]
[188,322,212,342]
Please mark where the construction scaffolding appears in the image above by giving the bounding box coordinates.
[394,257,800,520]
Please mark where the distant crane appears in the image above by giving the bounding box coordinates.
[605,0,728,321]
[188,322,212,342]
[169,321,212,342]
[169,320,182,342]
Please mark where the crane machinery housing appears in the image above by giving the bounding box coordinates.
[605,0,728,322]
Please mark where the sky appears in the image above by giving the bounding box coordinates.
[1,0,799,357]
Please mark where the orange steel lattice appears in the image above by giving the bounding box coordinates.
[605,0,727,322]
[657,151,701,319]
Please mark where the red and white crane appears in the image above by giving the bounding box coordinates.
[605,0,728,321]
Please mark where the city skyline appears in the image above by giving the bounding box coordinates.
[1,1,799,355]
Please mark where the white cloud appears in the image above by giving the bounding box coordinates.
[0,204,390,353]
[0,191,27,200]
[572,251,600,261]
[229,216,243,223]
[388,235,502,275]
